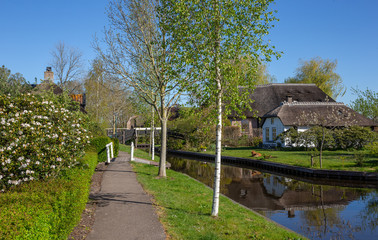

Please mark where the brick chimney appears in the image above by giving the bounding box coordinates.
[44,67,54,81]
[286,95,293,103]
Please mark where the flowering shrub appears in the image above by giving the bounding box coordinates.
[0,93,90,191]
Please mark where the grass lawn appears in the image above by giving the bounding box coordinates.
[119,144,160,162]
[132,162,305,240]
[208,147,378,172]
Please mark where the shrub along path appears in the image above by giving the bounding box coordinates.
[86,151,166,240]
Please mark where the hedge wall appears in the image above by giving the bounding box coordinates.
[0,151,98,239]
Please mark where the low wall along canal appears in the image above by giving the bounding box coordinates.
[166,150,378,240]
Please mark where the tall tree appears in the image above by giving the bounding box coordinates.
[285,57,345,99]
[0,65,30,95]
[85,58,134,129]
[50,41,84,94]
[350,87,378,124]
[162,0,280,216]
[95,0,193,177]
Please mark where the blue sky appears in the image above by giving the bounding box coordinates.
[0,0,377,104]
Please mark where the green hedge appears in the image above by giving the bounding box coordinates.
[0,151,98,239]
[91,137,111,162]
[111,137,120,158]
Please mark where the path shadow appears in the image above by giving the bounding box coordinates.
[90,193,153,207]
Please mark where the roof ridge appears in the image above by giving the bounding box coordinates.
[255,83,317,88]
[283,102,344,106]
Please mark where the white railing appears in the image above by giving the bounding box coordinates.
[106,142,114,164]
[130,142,134,161]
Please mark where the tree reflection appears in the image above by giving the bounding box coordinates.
[358,190,378,232]
[168,156,377,240]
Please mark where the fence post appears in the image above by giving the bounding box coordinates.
[131,142,134,161]
[106,143,110,164]
[110,142,114,159]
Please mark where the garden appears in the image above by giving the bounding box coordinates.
[0,92,118,239]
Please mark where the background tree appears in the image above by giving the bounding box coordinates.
[95,0,193,177]
[50,41,84,94]
[294,106,356,168]
[0,65,31,95]
[237,58,276,85]
[162,0,280,216]
[85,58,135,130]
[285,57,345,99]
[350,87,378,123]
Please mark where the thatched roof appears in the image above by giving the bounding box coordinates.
[229,83,334,118]
[32,80,63,95]
[262,102,376,127]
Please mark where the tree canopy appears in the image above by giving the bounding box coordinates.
[285,57,345,99]
[161,0,280,216]
[95,0,195,177]
[0,65,30,95]
[350,87,378,123]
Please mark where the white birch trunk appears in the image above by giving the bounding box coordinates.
[211,88,222,217]
[211,5,222,214]
[151,106,155,161]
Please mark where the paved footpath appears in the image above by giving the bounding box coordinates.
[87,151,166,240]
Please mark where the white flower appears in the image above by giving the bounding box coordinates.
[5,159,11,164]
[56,157,62,162]
[35,161,40,165]
[0,175,2,180]
[50,165,56,169]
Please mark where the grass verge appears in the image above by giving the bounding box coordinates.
[0,151,98,239]
[132,162,305,240]
[119,144,160,162]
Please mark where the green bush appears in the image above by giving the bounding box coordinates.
[0,93,90,191]
[111,137,119,157]
[0,151,97,239]
[334,126,375,150]
[90,137,111,162]
[366,141,378,156]
[354,152,366,167]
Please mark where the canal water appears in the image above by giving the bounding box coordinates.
[167,156,378,240]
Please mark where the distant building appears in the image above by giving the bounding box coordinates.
[261,102,376,147]
[227,83,376,147]
[31,67,86,112]
[228,83,335,137]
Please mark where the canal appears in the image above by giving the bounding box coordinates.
[167,155,378,240]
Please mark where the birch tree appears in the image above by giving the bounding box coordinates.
[95,0,192,177]
[161,0,280,216]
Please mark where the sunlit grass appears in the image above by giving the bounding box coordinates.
[207,147,378,172]
[132,162,305,240]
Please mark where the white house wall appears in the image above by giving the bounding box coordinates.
[262,117,285,146]
[262,117,313,147]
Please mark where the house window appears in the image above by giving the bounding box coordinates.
[265,128,270,142]
[271,118,274,125]
[272,127,277,140]
[241,119,249,134]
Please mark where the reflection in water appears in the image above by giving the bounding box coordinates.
[168,156,378,240]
